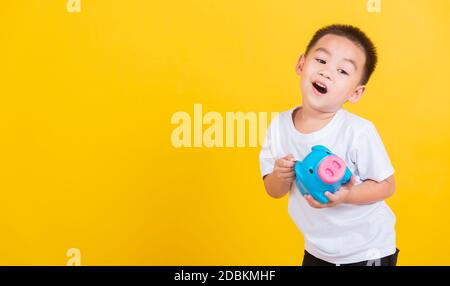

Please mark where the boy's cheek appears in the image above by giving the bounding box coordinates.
[300,78,310,93]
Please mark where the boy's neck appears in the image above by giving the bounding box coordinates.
[293,104,339,134]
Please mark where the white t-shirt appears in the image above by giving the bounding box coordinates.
[259,106,396,264]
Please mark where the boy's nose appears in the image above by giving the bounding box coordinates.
[317,155,346,184]
[318,71,332,81]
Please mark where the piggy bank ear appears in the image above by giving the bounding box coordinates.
[312,145,332,154]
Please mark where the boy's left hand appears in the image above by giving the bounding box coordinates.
[304,176,356,208]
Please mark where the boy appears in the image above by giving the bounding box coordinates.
[259,24,399,266]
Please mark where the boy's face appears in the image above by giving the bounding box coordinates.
[296,34,367,113]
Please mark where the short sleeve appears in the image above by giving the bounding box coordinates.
[259,117,279,179]
[351,122,395,182]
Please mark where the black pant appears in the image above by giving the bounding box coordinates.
[302,249,399,266]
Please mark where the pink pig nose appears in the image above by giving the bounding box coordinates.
[317,155,346,184]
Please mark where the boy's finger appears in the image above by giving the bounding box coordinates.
[311,200,326,208]
[280,171,295,178]
[277,166,294,173]
[324,191,338,202]
[284,154,296,162]
[305,195,326,208]
[345,176,356,186]
[304,196,315,208]
[279,159,295,168]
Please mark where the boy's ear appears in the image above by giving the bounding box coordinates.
[348,85,366,103]
[295,54,306,75]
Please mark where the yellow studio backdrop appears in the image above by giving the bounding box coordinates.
[0,0,449,266]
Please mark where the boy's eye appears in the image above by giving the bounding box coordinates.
[338,69,348,75]
[315,58,326,64]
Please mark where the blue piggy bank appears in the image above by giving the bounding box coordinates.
[294,145,352,204]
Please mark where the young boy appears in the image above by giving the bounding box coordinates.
[259,24,399,266]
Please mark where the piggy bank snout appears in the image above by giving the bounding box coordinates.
[317,155,346,184]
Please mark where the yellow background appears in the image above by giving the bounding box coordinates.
[0,0,449,265]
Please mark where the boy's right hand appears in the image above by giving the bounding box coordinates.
[273,154,296,183]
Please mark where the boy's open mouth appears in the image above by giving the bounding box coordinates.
[312,81,328,95]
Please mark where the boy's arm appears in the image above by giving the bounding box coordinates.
[345,175,396,205]
[263,173,292,199]
[263,154,296,199]
[304,175,396,208]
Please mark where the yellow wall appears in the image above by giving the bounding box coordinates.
[0,0,449,265]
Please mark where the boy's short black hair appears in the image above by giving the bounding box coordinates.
[305,24,377,85]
